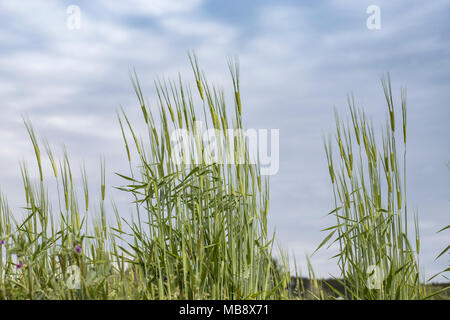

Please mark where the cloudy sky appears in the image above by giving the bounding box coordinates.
[0,0,449,281]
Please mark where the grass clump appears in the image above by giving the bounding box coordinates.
[318,74,425,299]
[113,54,289,299]
[0,55,290,300]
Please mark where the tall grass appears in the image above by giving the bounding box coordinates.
[0,56,445,300]
[112,54,290,299]
[318,74,424,299]
[0,55,290,300]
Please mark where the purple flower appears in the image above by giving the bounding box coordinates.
[74,245,82,253]
[0,239,5,245]
[16,261,23,269]
[163,276,167,281]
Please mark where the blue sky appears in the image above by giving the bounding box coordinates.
[0,0,449,281]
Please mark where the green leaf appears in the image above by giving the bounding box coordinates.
[313,230,336,255]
